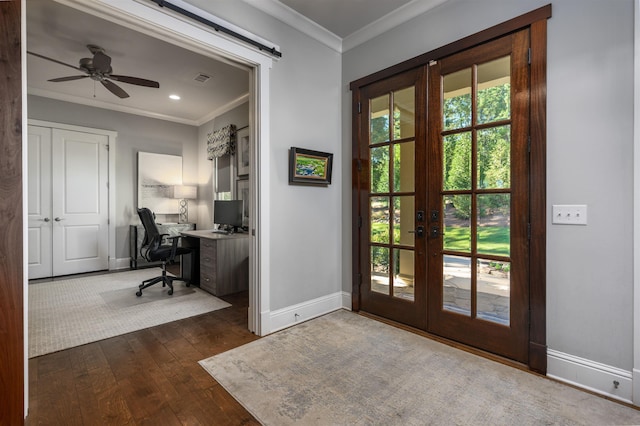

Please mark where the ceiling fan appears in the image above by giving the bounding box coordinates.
[27,44,160,99]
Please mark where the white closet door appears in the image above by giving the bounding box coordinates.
[51,128,109,276]
[27,126,53,279]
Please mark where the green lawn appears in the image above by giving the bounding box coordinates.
[370,223,510,257]
[445,226,510,256]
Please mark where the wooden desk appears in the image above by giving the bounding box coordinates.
[180,230,249,297]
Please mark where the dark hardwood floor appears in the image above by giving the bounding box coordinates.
[26,287,260,425]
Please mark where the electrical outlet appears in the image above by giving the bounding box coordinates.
[552,205,587,225]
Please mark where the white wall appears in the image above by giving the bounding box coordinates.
[342,0,635,374]
[27,95,199,261]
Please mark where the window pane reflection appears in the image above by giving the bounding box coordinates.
[370,146,390,193]
[444,195,471,253]
[393,87,415,139]
[443,68,472,130]
[393,196,415,247]
[477,56,511,124]
[371,246,390,295]
[443,132,471,191]
[477,194,510,257]
[370,197,389,244]
[477,259,510,325]
[393,249,415,301]
[477,126,510,190]
[370,95,390,144]
[394,141,415,193]
[443,255,471,316]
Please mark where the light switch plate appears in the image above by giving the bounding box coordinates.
[552,204,587,225]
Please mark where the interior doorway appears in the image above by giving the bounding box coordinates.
[26,0,274,337]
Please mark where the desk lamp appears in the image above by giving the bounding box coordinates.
[173,185,197,223]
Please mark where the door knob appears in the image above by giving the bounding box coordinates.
[408,226,425,237]
[39,217,50,222]
[54,217,64,222]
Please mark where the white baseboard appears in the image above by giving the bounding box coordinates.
[268,291,346,333]
[633,369,640,406]
[547,349,633,404]
[112,257,131,270]
[341,291,352,310]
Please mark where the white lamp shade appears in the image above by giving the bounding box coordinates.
[173,185,197,199]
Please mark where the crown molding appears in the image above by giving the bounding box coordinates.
[197,93,250,126]
[243,0,449,53]
[28,87,250,127]
[242,0,342,52]
[342,0,450,52]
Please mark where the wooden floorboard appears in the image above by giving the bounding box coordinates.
[26,290,260,425]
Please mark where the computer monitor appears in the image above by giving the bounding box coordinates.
[213,199,243,232]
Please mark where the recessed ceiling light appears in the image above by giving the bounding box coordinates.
[169,94,181,100]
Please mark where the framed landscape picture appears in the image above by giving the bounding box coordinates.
[236,178,249,227]
[236,126,250,176]
[288,147,333,186]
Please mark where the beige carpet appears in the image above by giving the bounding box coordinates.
[200,310,640,425]
[29,269,230,358]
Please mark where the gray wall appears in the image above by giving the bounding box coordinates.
[197,102,250,230]
[341,0,635,370]
[28,95,199,261]
[188,1,344,311]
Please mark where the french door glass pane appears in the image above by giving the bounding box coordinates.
[477,194,510,257]
[443,255,471,316]
[370,146,390,193]
[477,56,511,124]
[393,87,415,139]
[370,196,390,244]
[477,259,510,325]
[443,132,471,191]
[443,68,472,130]
[477,126,511,189]
[444,195,471,253]
[371,246,390,295]
[394,141,415,192]
[371,95,390,144]
[393,248,415,301]
[393,196,415,246]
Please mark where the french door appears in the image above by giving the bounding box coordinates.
[355,29,531,362]
[358,67,428,329]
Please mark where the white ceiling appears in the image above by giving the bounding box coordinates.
[279,0,415,38]
[26,0,446,125]
[26,0,250,126]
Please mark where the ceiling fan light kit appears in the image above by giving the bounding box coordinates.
[27,44,160,99]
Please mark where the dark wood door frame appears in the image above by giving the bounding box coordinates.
[351,4,550,374]
[0,0,25,423]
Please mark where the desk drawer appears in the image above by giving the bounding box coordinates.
[200,243,217,294]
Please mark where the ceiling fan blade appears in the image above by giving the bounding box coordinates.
[109,75,160,88]
[101,79,130,99]
[48,75,89,82]
[27,51,84,72]
[93,51,112,74]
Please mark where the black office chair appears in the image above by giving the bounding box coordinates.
[136,207,192,296]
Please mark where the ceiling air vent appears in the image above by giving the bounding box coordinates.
[193,73,211,83]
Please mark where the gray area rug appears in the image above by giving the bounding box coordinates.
[200,310,640,425]
[29,269,230,358]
